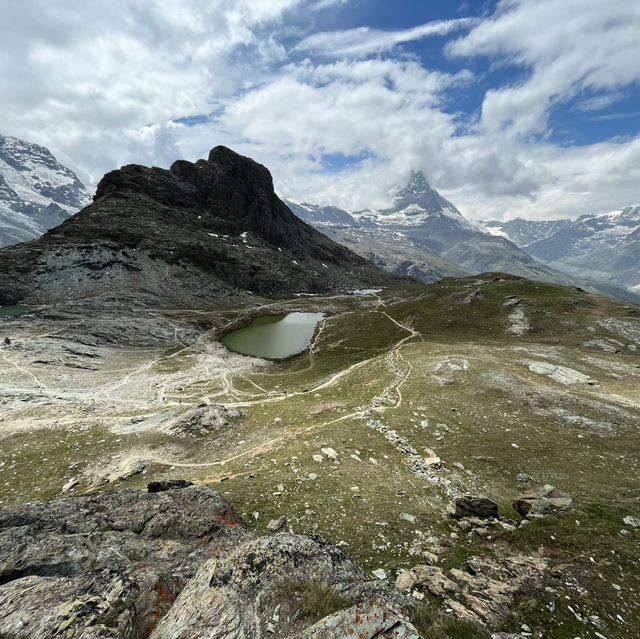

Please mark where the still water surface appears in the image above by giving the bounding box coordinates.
[222,312,324,359]
[0,305,30,318]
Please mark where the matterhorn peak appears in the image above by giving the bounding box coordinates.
[389,169,461,217]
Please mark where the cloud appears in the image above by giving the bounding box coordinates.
[1,0,638,224]
[0,0,302,184]
[447,0,640,136]
[451,136,640,221]
[215,58,475,208]
[572,92,627,113]
[295,18,477,58]
[310,0,351,10]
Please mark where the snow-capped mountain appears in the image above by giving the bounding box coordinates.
[287,172,572,283]
[354,170,480,235]
[484,206,640,293]
[0,135,91,247]
[286,172,640,302]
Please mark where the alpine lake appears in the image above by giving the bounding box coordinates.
[221,311,324,359]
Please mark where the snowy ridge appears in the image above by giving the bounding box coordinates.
[288,170,481,234]
[483,206,640,292]
[0,135,91,247]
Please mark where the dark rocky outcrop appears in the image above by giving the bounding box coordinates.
[0,484,420,638]
[0,146,397,306]
[449,495,499,520]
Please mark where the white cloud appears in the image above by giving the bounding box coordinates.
[573,92,627,113]
[216,58,474,208]
[0,0,302,184]
[296,18,477,58]
[450,137,640,222]
[447,0,640,136]
[1,0,638,224]
[310,0,351,10]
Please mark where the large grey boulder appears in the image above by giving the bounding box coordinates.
[0,484,419,639]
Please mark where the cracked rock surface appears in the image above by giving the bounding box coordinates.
[0,483,419,638]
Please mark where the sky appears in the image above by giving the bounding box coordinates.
[1,0,639,221]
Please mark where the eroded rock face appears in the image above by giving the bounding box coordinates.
[0,484,419,639]
[396,555,547,628]
[0,484,248,638]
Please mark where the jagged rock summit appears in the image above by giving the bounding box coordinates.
[0,146,396,306]
[369,170,478,233]
[0,134,91,247]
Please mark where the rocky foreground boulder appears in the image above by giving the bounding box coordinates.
[0,483,420,638]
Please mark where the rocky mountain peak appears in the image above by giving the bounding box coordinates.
[0,145,397,306]
[389,169,461,216]
[0,134,89,211]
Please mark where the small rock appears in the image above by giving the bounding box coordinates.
[400,513,416,524]
[321,447,338,460]
[516,473,534,483]
[267,515,286,532]
[372,568,387,580]
[61,478,79,493]
[513,485,573,517]
[449,495,499,520]
[623,515,640,527]
[457,519,472,533]
[312,454,324,463]
[147,480,194,493]
[307,473,318,480]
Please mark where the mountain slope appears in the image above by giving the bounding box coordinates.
[0,135,91,247]
[0,146,397,306]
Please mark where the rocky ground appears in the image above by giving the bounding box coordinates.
[0,481,422,638]
[1,275,640,638]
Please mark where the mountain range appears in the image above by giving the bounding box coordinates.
[484,207,640,294]
[287,173,640,303]
[1,135,638,306]
[0,134,90,247]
